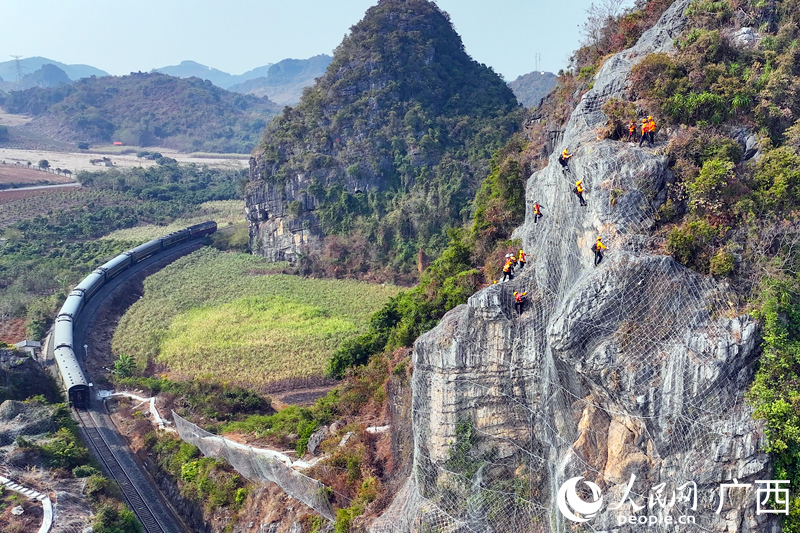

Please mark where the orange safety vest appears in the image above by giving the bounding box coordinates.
[534,203,541,214]
[641,122,649,134]
[515,293,524,303]
[648,119,656,133]
[576,180,584,193]
[503,259,512,272]
[629,122,635,133]
[519,251,527,262]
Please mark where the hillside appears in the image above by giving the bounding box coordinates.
[2,72,281,152]
[245,0,522,278]
[228,55,333,105]
[507,69,557,108]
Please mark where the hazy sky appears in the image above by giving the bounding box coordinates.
[0,0,618,81]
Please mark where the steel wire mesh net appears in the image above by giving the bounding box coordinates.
[172,412,336,521]
[369,141,765,532]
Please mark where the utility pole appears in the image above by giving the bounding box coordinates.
[10,55,24,82]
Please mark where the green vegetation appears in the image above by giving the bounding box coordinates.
[112,247,398,385]
[250,0,523,278]
[3,72,279,153]
[145,434,249,515]
[0,163,243,339]
[116,376,269,422]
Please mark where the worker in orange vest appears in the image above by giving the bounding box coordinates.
[502,256,515,282]
[574,179,587,206]
[559,148,573,173]
[593,236,607,266]
[518,249,527,269]
[533,202,543,224]
[639,118,649,147]
[514,291,528,316]
[627,120,636,142]
[647,116,656,144]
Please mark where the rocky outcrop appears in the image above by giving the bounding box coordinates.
[373,0,781,531]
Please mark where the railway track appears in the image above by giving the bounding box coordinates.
[73,408,165,533]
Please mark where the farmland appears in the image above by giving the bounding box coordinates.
[100,200,245,242]
[112,247,399,387]
[0,156,246,341]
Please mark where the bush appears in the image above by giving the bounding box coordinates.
[666,219,716,271]
[709,249,734,277]
[687,157,735,215]
[73,464,101,478]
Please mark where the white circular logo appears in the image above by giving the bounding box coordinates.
[557,476,603,523]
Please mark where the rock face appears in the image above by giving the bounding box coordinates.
[372,0,781,531]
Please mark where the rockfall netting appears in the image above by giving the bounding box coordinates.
[172,412,336,521]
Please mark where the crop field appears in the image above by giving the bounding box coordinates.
[112,247,399,386]
[0,165,75,186]
[100,200,245,242]
[0,187,131,229]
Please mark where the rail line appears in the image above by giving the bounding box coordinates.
[73,408,165,533]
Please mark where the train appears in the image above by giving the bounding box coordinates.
[52,221,217,408]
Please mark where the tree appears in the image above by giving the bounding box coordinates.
[113,353,136,377]
[38,159,49,171]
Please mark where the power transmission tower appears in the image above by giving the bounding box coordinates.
[10,55,24,82]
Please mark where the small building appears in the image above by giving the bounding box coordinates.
[14,340,41,356]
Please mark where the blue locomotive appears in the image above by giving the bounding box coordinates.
[52,221,217,407]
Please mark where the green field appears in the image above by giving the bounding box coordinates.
[112,248,399,386]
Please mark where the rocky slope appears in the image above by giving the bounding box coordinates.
[373,0,780,531]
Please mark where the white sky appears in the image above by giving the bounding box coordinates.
[0,0,614,81]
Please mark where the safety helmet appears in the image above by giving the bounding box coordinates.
[563,148,568,154]
[514,291,518,295]
[519,249,523,253]
[597,236,602,240]
[642,118,647,122]
[648,115,653,119]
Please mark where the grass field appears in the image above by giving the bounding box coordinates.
[112,248,399,386]
[100,200,245,242]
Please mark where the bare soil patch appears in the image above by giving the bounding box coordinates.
[0,164,74,186]
[0,318,27,344]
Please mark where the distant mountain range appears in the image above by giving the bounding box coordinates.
[0,55,556,110]
[153,60,275,90]
[2,72,280,153]
[0,56,108,84]
[155,56,332,105]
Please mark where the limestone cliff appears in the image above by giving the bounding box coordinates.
[373,0,781,531]
[245,0,520,264]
